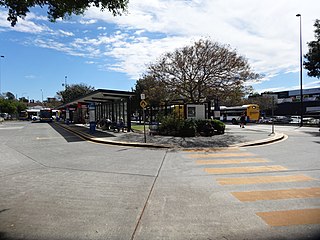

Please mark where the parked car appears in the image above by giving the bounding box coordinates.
[290,115,301,124]
[258,117,273,123]
[289,116,319,125]
[303,117,320,125]
[0,113,10,120]
[274,116,291,124]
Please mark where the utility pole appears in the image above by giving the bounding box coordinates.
[296,14,303,127]
[65,76,67,90]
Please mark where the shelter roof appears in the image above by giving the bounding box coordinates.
[57,89,135,109]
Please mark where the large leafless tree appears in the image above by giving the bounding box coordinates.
[140,39,260,104]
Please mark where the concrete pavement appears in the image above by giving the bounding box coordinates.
[1,121,319,240]
[53,122,285,149]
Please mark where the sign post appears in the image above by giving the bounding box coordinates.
[140,98,148,143]
[268,95,277,135]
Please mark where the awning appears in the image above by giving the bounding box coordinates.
[57,89,135,109]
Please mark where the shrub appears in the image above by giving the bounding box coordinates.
[211,119,225,134]
[158,114,181,136]
[158,114,196,137]
[158,116,225,137]
[195,119,225,136]
[178,119,196,137]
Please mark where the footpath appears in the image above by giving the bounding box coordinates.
[54,122,285,149]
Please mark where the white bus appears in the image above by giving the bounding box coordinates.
[213,104,260,124]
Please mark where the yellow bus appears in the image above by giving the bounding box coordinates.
[219,104,260,124]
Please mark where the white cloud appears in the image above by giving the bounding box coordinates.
[79,19,97,25]
[33,39,86,57]
[58,30,74,37]
[303,80,320,89]
[0,10,49,33]
[24,75,36,79]
[81,0,320,82]
[4,0,319,87]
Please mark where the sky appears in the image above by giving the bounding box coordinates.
[0,0,319,102]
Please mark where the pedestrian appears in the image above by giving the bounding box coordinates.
[240,113,246,128]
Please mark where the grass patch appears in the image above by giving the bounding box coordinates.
[131,124,146,132]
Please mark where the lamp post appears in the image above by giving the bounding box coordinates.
[62,75,67,90]
[41,89,44,106]
[0,55,4,95]
[296,14,303,127]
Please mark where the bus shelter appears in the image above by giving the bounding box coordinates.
[57,89,135,131]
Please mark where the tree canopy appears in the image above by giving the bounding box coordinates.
[304,19,320,79]
[57,83,95,104]
[5,91,15,100]
[0,98,26,114]
[0,0,129,26]
[136,39,260,104]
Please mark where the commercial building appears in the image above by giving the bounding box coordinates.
[263,87,320,116]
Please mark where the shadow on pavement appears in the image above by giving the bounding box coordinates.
[49,123,116,142]
[67,125,116,138]
[302,130,320,137]
[48,123,85,143]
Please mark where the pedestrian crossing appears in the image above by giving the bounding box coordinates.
[184,147,320,228]
[257,209,320,227]
[217,174,315,185]
[232,187,320,202]
[204,165,288,174]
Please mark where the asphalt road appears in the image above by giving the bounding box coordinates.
[0,121,319,240]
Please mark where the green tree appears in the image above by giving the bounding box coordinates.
[246,92,275,114]
[0,99,15,113]
[0,98,26,114]
[5,91,15,100]
[134,75,171,106]
[19,97,29,103]
[304,19,320,79]
[0,0,128,26]
[14,100,27,113]
[144,39,260,104]
[220,85,253,106]
[57,83,95,104]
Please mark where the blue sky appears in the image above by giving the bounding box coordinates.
[0,0,319,102]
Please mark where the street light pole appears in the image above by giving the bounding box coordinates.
[62,76,68,90]
[64,76,67,90]
[296,13,303,127]
[0,55,4,95]
[41,89,44,106]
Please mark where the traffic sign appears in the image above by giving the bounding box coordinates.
[140,100,148,108]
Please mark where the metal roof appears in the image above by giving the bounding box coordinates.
[57,89,135,109]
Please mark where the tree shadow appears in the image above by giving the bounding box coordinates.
[302,130,320,137]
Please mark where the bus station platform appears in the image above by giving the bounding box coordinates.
[53,122,285,149]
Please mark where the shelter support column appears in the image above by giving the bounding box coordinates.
[127,97,132,131]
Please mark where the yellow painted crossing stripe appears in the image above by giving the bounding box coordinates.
[188,152,255,158]
[257,208,320,226]
[196,158,268,165]
[204,165,287,174]
[232,187,320,202]
[183,147,239,152]
[217,174,315,185]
